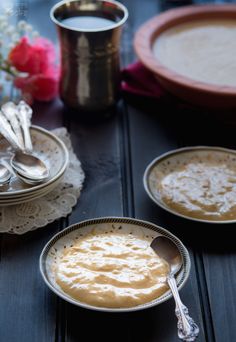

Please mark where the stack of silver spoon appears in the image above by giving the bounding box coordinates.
[0,101,49,186]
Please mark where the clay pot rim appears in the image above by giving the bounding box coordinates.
[134,4,236,97]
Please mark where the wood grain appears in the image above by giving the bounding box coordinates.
[1,0,236,341]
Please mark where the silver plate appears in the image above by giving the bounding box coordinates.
[0,125,69,200]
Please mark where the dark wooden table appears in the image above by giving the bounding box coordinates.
[1,0,236,341]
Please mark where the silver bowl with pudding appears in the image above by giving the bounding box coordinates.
[39,217,190,312]
[144,146,236,224]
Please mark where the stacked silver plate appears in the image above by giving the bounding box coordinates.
[0,125,69,206]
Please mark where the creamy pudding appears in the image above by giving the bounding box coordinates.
[55,231,169,308]
[153,20,236,87]
[158,160,236,221]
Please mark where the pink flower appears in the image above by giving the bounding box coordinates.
[14,66,59,102]
[9,36,59,102]
[9,37,57,75]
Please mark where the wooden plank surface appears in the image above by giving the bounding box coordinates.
[122,1,236,341]
[0,2,63,342]
[125,106,206,342]
[1,0,236,341]
[0,221,61,342]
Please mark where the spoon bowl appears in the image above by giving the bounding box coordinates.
[151,235,182,275]
[0,164,12,186]
[10,151,49,181]
[13,169,48,185]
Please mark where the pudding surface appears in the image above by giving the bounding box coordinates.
[153,20,236,87]
[157,160,236,220]
[55,232,169,308]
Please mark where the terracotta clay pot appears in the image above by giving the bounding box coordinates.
[134,5,236,109]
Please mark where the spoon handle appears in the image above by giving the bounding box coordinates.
[0,113,22,151]
[167,274,199,341]
[17,101,33,153]
[1,102,25,149]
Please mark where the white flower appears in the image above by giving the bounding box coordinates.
[0,22,8,30]
[11,33,20,43]
[17,72,29,79]
[32,30,39,38]
[0,15,6,23]
[5,26,15,36]
[10,66,17,74]
[4,7,14,17]
[17,20,27,30]
[7,42,15,50]
[25,24,33,32]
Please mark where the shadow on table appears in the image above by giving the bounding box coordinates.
[63,299,178,342]
[124,94,236,148]
[140,198,236,254]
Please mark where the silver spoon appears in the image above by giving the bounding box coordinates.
[1,101,24,149]
[13,169,46,185]
[0,109,49,182]
[17,100,33,153]
[11,151,49,182]
[0,163,12,186]
[151,236,199,342]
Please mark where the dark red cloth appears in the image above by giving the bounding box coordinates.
[121,61,165,99]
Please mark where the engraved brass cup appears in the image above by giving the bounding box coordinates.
[50,0,128,113]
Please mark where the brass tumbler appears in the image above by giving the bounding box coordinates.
[50,0,128,113]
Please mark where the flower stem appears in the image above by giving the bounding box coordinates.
[0,61,18,77]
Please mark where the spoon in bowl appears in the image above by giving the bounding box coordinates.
[17,100,33,153]
[151,236,199,341]
[0,107,49,183]
[13,168,47,185]
[0,163,12,186]
[1,101,24,149]
[10,150,49,182]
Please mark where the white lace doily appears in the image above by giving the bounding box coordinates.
[0,128,85,234]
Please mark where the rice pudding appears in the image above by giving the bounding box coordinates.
[55,231,169,308]
[153,20,236,87]
[158,160,236,221]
